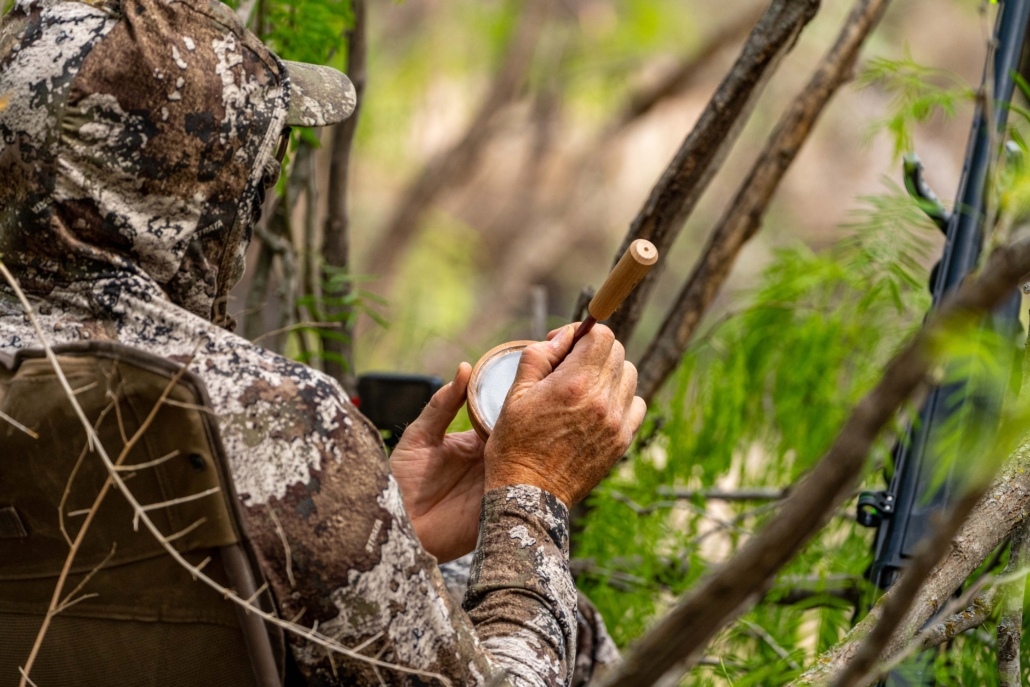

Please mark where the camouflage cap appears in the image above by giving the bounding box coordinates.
[284,61,356,127]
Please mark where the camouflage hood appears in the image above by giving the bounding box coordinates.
[0,0,351,325]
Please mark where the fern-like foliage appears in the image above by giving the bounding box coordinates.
[574,184,938,683]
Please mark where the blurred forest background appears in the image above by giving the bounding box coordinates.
[230,0,977,376]
[225,0,1030,684]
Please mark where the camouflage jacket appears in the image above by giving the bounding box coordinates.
[0,0,583,684]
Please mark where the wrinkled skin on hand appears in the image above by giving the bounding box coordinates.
[486,323,647,507]
[391,362,486,563]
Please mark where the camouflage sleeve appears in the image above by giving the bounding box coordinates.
[465,486,578,686]
[214,350,577,687]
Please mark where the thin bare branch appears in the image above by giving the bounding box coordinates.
[163,517,208,542]
[57,544,116,613]
[2,260,200,687]
[267,505,296,588]
[635,0,890,402]
[115,449,180,471]
[609,4,767,132]
[0,408,38,439]
[606,0,821,344]
[364,0,549,285]
[740,619,800,671]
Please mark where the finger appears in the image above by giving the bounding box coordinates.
[405,363,472,442]
[620,396,647,446]
[562,322,616,370]
[546,324,578,341]
[448,429,487,462]
[619,360,638,411]
[601,339,626,391]
[511,324,575,392]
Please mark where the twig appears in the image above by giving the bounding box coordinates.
[609,4,768,133]
[56,544,116,613]
[18,667,39,687]
[740,619,800,670]
[267,505,296,588]
[605,0,821,344]
[321,0,367,392]
[115,449,180,471]
[364,0,549,285]
[1,262,454,686]
[0,408,38,439]
[59,400,116,546]
[164,517,208,542]
[655,486,788,502]
[160,398,220,415]
[107,388,129,447]
[635,0,891,402]
[252,321,343,344]
[133,486,221,529]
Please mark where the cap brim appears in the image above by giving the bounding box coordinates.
[285,61,357,127]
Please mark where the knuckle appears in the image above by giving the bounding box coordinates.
[594,324,616,344]
[566,378,590,401]
[611,339,625,360]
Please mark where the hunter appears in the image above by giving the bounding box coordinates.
[0,0,644,685]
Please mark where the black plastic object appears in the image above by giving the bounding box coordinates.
[862,2,1030,685]
[356,373,443,448]
[856,491,895,528]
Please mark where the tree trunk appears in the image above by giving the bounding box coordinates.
[321,0,367,394]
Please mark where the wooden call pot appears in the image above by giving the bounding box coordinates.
[466,239,658,441]
[467,340,535,442]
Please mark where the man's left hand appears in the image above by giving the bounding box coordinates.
[390,363,485,563]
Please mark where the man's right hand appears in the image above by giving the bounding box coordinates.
[484,323,646,507]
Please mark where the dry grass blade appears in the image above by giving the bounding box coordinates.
[115,449,180,471]
[55,542,117,614]
[267,505,296,588]
[0,408,38,439]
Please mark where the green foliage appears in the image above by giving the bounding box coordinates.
[858,56,974,159]
[260,0,352,66]
[574,184,939,678]
[290,266,387,370]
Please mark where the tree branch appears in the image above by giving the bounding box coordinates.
[608,3,768,134]
[635,0,891,403]
[597,231,1030,687]
[364,0,549,285]
[605,0,821,344]
[790,449,1030,685]
[321,0,367,393]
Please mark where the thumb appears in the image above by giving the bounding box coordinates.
[511,324,574,393]
[402,363,471,446]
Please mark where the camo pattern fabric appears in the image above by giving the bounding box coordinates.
[0,0,578,685]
